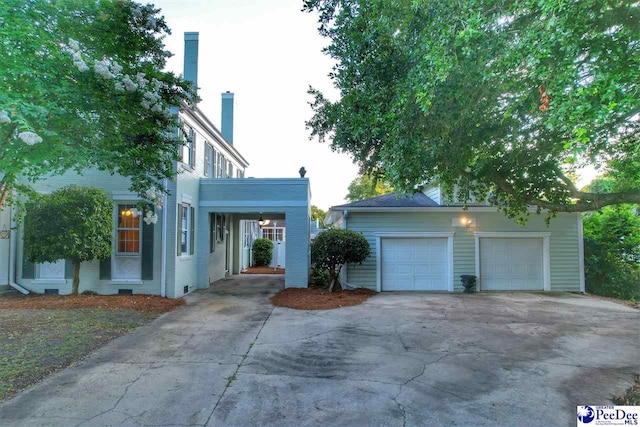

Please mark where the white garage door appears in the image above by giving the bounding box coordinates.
[381,238,448,291]
[480,238,543,290]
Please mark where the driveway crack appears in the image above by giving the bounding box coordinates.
[205,306,274,425]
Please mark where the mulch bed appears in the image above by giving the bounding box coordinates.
[0,294,184,313]
[242,266,285,275]
[270,287,376,310]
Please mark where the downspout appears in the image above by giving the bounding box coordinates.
[8,202,29,294]
[160,179,168,298]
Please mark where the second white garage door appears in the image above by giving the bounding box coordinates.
[381,238,448,291]
[480,238,544,290]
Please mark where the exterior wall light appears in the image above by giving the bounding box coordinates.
[452,217,476,228]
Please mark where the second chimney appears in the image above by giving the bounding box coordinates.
[183,32,199,96]
[221,91,234,144]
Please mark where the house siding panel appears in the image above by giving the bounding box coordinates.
[346,211,580,292]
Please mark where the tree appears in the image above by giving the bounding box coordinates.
[311,205,327,227]
[311,228,370,291]
[24,186,113,295]
[346,174,393,202]
[0,0,195,211]
[252,238,273,267]
[304,0,640,220]
[582,177,640,300]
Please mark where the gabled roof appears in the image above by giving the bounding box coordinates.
[331,192,440,209]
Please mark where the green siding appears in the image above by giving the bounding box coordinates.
[346,211,580,292]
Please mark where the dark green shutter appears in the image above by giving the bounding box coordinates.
[190,207,195,255]
[65,260,74,279]
[99,257,111,280]
[177,204,183,256]
[141,221,154,280]
[22,247,35,279]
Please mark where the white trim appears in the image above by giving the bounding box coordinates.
[200,178,308,186]
[374,232,455,238]
[112,191,141,201]
[32,279,67,285]
[577,213,586,293]
[474,232,551,238]
[160,179,168,297]
[376,233,454,292]
[181,193,193,205]
[109,280,143,285]
[329,206,545,213]
[199,200,308,207]
[474,232,551,291]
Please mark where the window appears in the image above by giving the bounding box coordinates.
[261,227,285,242]
[236,169,244,178]
[177,203,195,256]
[181,126,195,168]
[216,214,225,242]
[221,157,228,178]
[204,143,213,177]
[209,214,216,252]
[117,204,140,254]
[228,161,234,178]
[215,152,224,178]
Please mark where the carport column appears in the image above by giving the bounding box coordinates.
[197,208,211,289]
[284,207,309,288]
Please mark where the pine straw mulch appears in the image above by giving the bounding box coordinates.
[271,287,377,310]
[0,293,185,313]
[242,266,285,274]
[613,374,640,406]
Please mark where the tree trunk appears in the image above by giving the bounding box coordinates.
[328,267,343,292]
[72,261,81,295]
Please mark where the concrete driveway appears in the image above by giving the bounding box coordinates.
[0,276,638,427]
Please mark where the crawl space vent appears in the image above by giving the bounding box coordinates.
[44,289,59,295]
[118,289,133,295]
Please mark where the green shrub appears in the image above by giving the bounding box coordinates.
[311,228,370,292]
[310,268,329,287]
[252,238,274,266]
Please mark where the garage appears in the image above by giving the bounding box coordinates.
[479,237,544,291]
[381,238,449,291]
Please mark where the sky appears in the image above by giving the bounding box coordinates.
[152,0,359,211]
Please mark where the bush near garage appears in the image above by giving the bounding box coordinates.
[252,238,274,267]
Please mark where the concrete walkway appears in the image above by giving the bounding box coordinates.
[0,276,638,427]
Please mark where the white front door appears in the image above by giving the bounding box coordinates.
[480,238,543,290]
[381,238,448,291]
[113,204,141,280]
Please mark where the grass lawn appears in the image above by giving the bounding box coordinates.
[0,294,183,401]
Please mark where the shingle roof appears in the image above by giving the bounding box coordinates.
[332,192,440,208]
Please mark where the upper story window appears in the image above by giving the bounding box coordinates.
[204,143,214,177]
[227,161,234,178]
[180,126,195,168]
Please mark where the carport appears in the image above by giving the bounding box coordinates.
[197,178,310,289]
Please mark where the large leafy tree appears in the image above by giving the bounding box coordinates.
[311,205,326,227]
[24,186,113,295]
[346,174,393,202]
[0,0,195,210]
[304,0,640,219]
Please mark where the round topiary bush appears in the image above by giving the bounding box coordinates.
[252,238,274,267]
